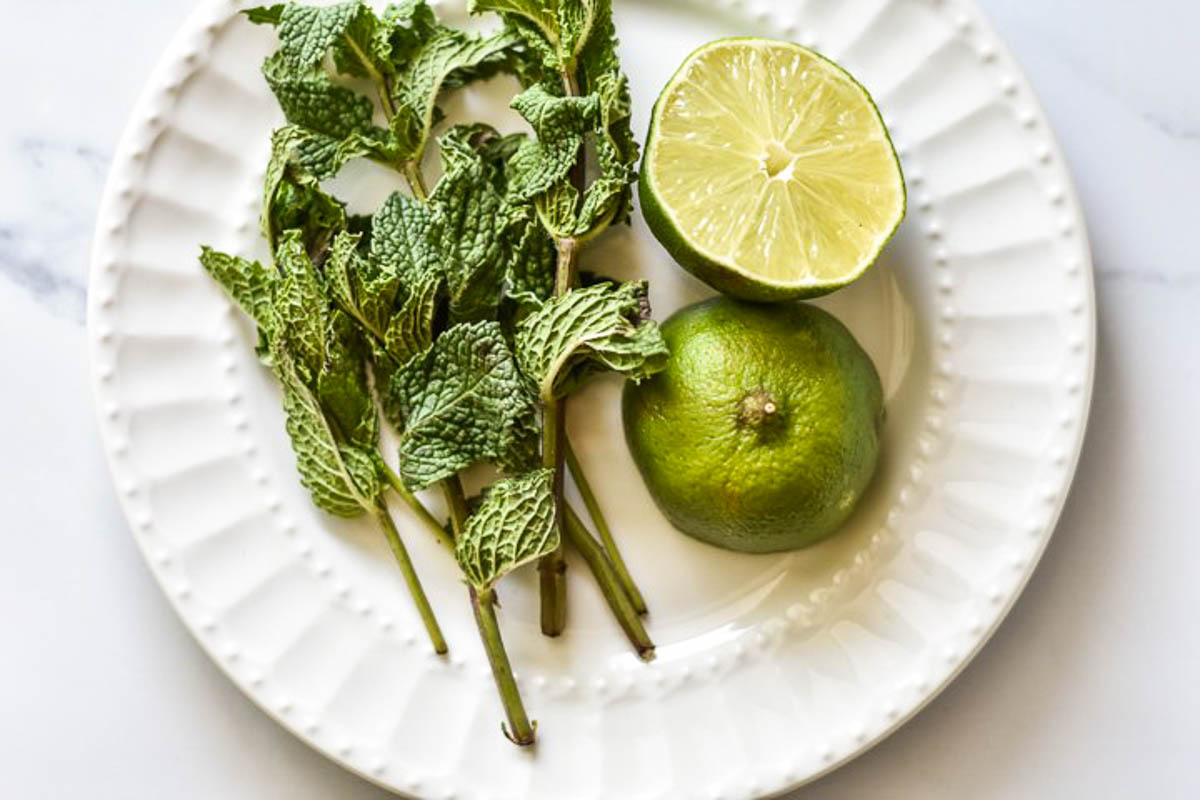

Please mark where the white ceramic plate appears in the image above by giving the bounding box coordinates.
[88,0,1095,797]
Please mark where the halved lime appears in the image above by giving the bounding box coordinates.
[640,38,906,301]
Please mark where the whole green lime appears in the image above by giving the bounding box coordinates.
[623,298,883,553]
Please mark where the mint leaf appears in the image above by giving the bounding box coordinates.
[503,208,556,309]
[262,126,353,251]
[514,281,669,401]
[387,321,536,490]
[325,230,400,341]
[384,271,442,364]
[317,309,378,447]
[263,126,304,242]
[469,0,596,73]
[369,191,436,283]
[199,247,277,332]
[576,0,619,84]
[277,2,393,81]
[429,134,513,323]
[278,3,359,69]
[578,66,638,228]
[455,469,557,590]
[382,0,440,56]
[272,232,328,382]
[388,27,519,163]
[507,85,599,200]
[274,340,380,518]
[262,53,376,141]
[333,5,393,80]
[244,5,285,26]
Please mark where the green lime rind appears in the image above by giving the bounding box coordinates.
[622,298,883,553]
[639,38,906,303]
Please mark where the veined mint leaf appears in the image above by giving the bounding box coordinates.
[274,340,379,518]
[274,2,391,80]
[503,208,556,309]
[262,126,352,250]
[387,321,536,490]
[384,271,442,364]
[199,247,278,332]
[330,3,394,80]
[557,0,599,66]
[576,0,618,86]
[278,3,359,69]
[263,126,305,242]
[388,27,519,163]
[273,232,328,382]
[579,66,638,229]
[467,0,557,41]
[515,281,669,401]
[262,53,377,144]
[429,135,513,323]
[325,230,400,342]
[317,309,378,448]
[382,0,440,57]
[506,85,599,200]
[369,191,436,283]
[455,469,557,591]
[244,4,285,26]
[468,0,597,73]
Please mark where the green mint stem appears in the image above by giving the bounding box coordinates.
[378,458,454,550]
[374,504,448,655]
[370,70,426,203]
[441,476,471,540]
[563,504,655,660]
[471,586,537,746]
[537,60,590,635]
[538,237,577,636]
[564,440,647,615]
[404,162,430,202]
[538,387,568,636]
[443,476,535,745]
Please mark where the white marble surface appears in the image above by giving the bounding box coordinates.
[1,0,1196,797]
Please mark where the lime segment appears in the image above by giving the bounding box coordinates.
[641,38,906,300]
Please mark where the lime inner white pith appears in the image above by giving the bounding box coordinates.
[648,40,905,287]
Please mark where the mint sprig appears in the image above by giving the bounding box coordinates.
[211,0,661,746]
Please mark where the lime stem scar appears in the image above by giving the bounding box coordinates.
[739,390,780,426]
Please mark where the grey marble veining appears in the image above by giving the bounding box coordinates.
[0,137,109,321]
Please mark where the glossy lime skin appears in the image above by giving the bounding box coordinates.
[623,298,883,553]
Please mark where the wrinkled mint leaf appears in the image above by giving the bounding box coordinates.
[506,85,599,200]
[369,191,436,283]
[278,3,359,69]
[317,309,378,447]
[273,339,380,518]
[325,230,399,340]
[388,321,536,490]
[515,281,669,401]
[262,126,351,249]
[262,53,376,141]
[429,137,513,323]
[388,27,519,163]
[244,4,285,26]
[272,232,328,382]
[455,469,557,590]
[199,247,278,333]
[382,0,440,61]
[384,271,442,365]
[275,2,392,79]
[331,3,394,80]
[503,208,556,309]
[468,0,596,73]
